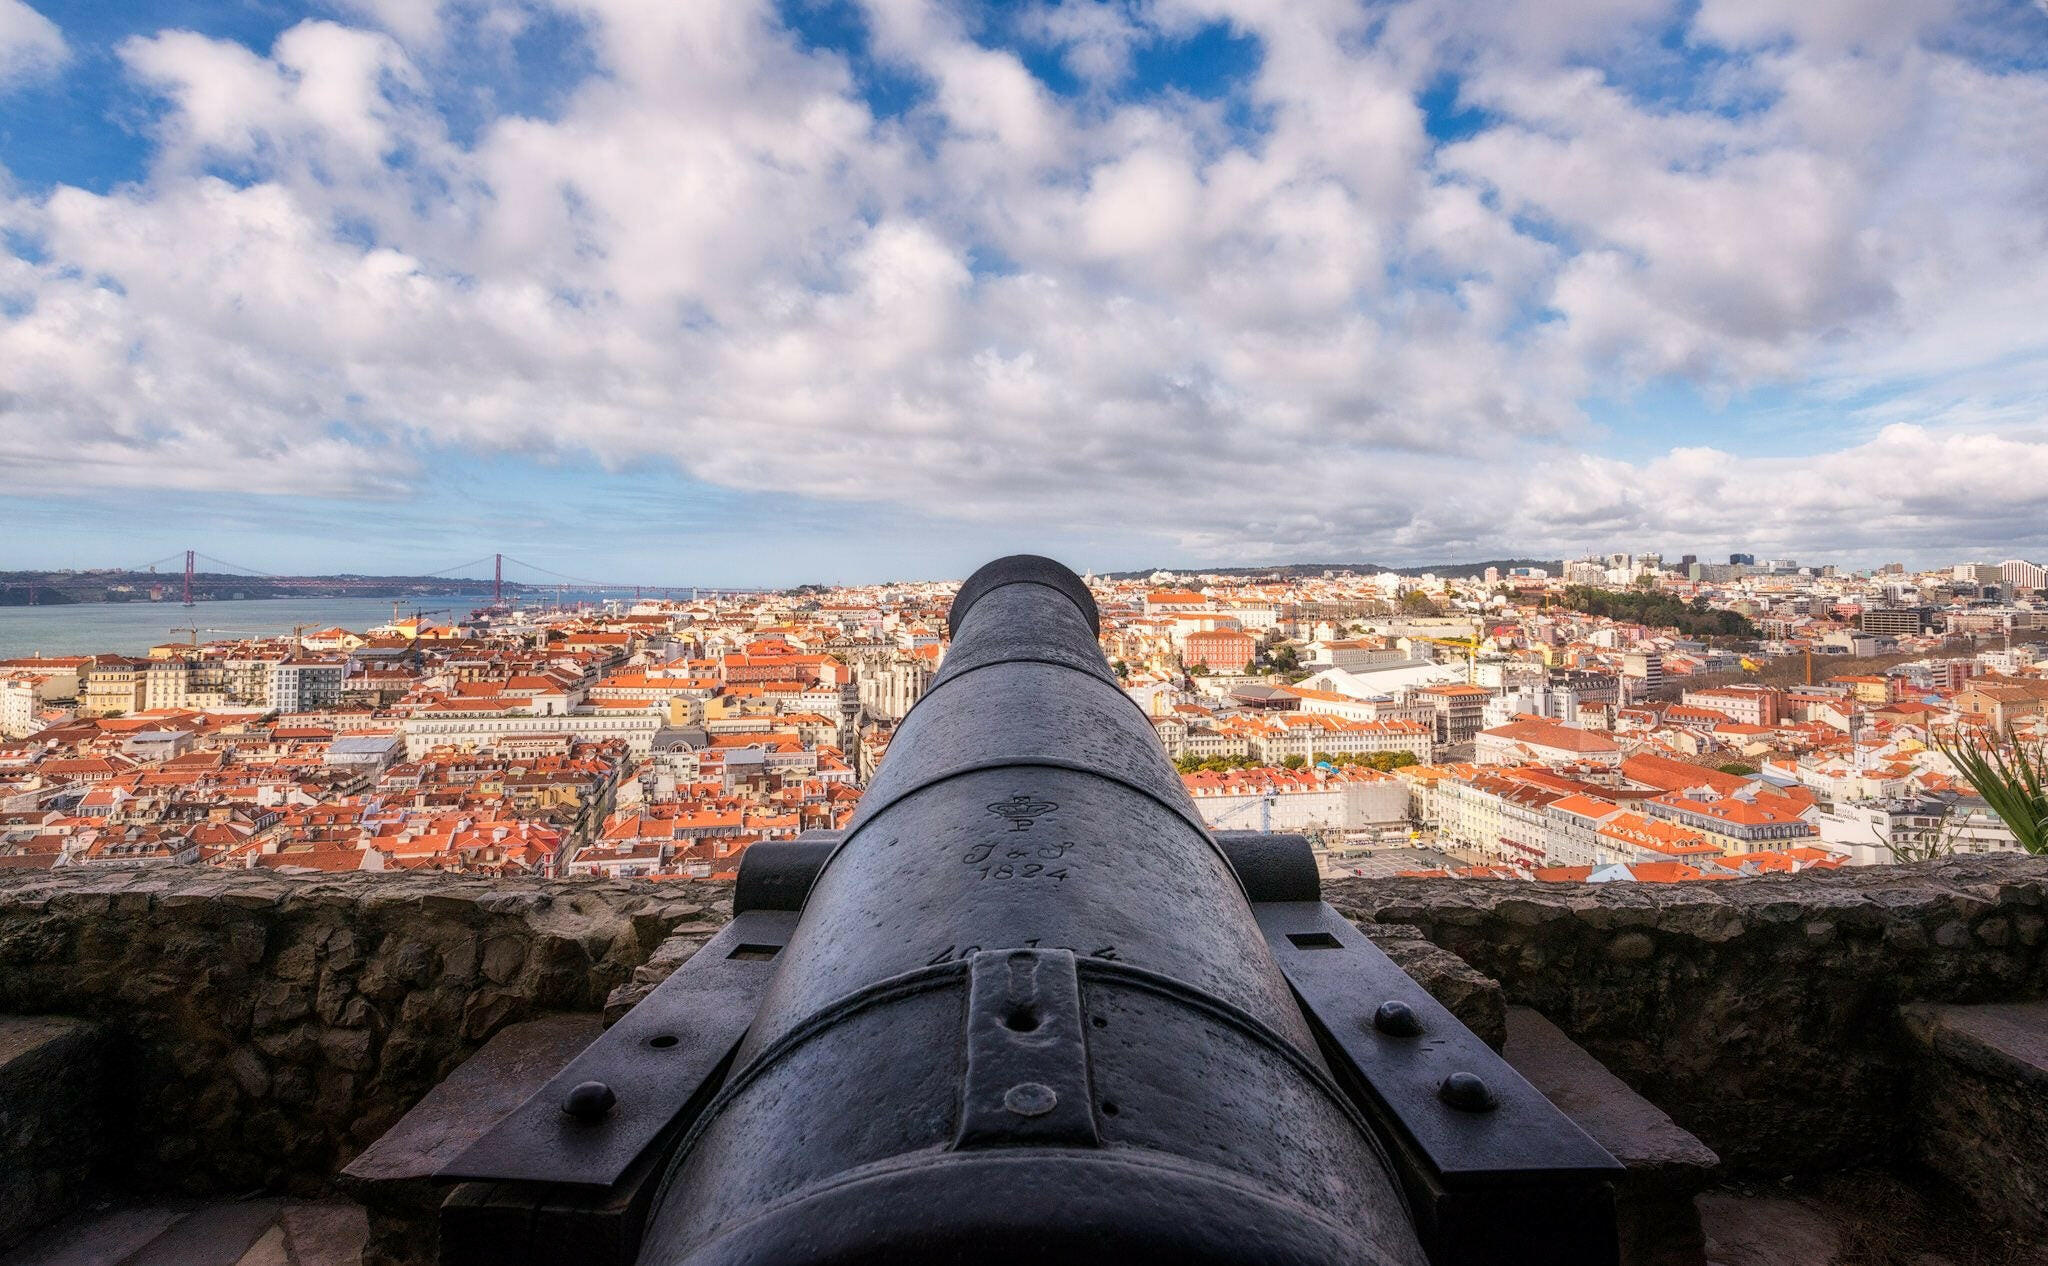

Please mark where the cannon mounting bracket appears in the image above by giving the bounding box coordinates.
[1257,898,1622,1266]
[437,908,799,1191]
[425,830,1620,1266]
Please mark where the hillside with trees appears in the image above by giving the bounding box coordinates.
[1555,586,1759,639]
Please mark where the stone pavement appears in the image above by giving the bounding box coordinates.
[0,1201,365,1266]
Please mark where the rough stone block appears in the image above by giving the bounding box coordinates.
[1695,1192,1844,1266]
[1900,1000,2048,1240]
[340,1012,600,1194]
[124,1198,282,1264]
[1503,1007,1718,1266]
[340,1013,601,1266]
[0,1016,108,1251]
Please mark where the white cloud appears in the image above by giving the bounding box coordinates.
[2,0,2048,566]
[0,0,65,89]
[1014,0,1148,86]
[1692,0,1957,55]
[327,0,451,49]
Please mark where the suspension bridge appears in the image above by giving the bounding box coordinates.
[118,550,769,608]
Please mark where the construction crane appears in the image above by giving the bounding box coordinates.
[1209,796,1348,859]
[1411,634,1484,684]
[166,627,271,648]
[1211,792,1278,833]
[386,602,454,629]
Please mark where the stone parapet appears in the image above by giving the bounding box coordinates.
[1331,854,2048,1171]
[5,855,2045,1203]
[0,869,727,1195]
[0,1015,107,1250]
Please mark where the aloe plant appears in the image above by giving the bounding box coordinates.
[1935,728,2048,855]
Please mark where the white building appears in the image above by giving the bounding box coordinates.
[401,711,662,758]
[272,660,347,714]
[0,675,41,738]
[1183,769,1409,835]
[1813,797,2020,865]
[1243,715,1434,764]
[2000,559,2046,594]
[1481,686,1581,730]
[1306,639,1411,671]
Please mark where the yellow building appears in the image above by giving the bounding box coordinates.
[80,660,148,718]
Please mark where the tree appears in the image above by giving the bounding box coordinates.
[1189,664,1210,677]
[1400,590,1440,617]
[1553,585,1760,640]
[1717,762,1757,775]
[1281,754,1307,770]
[1271,645,1301,673]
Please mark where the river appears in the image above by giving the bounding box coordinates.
[0,594,623,659]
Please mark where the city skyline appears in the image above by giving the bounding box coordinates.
[0,541,2042,591]
[5,1,2048,581]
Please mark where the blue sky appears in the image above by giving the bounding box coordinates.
[3,0,2048,583]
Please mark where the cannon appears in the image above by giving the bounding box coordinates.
[430,556,1620,1264]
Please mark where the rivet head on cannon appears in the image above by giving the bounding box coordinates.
[1003,1082,1058,1117]
[1372,999,1424,1037]
[1437,1071,1498,1113]
[561,1080,616,1121]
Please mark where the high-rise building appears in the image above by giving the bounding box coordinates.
[1858,608,1932,638]
[2001,559,2046,593]
[1621,651,1664,700]
[272,660,346,713]
[1728,553,1756,566]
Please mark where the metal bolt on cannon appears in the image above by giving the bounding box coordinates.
[429,555,1621,1265]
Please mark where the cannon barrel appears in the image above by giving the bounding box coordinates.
[635,555,1427,1264]
[431,556,1620,1266]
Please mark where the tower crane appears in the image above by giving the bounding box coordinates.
[387,602,454,629]
[1210,791,1278,833]
[167,627,271,647]
[1207,791,1342,852]
[1410,634,1484,684]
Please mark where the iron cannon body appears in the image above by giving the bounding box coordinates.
[433,556,1621,1265]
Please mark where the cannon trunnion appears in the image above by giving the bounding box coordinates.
[432,556,1620,1265]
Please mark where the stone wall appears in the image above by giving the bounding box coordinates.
[0,1016,106,1248]
[0,869,727,1195]
[1332,854,2048,1173]
[4,855,2045,1203]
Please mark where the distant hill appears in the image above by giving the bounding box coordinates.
[0,570,545,606]
[1101,559,1562,582]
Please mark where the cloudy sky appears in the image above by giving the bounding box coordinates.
[2,0,2046,585]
